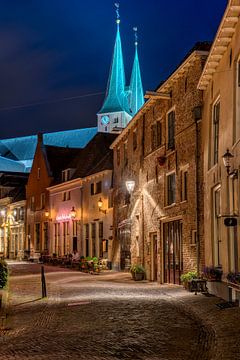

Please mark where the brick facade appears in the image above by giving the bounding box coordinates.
[111,48,209,282]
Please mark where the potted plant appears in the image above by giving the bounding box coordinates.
[203,266,223,281]
[130,264,145,281]
[180,271,198,290]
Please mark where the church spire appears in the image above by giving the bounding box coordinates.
[129,27,144,115]
[98,3,129,115]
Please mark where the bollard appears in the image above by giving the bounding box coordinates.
[41,265,47,298]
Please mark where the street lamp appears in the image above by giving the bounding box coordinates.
[70,206,77,219]
[125,180,135,194]
[222,148,238,177]
[98,198,106,214]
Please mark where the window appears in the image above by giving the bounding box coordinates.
[117,147,120,166]
[54,223,60,255]
[167,111,175,150]
[91,223,96,256]
[85,224,89,257]
[62,191,71,201]
[181,170,188,201]
[35,223,40,251]
[133,130,137,151]
[99,222,103,257]
[43,222,48,251]
[91,183,94,195]
[212,186,221,266]
[191,230,197,246]
[114,117,118,123]
[151,121,162,151]
[212,101,220,165]
[40,193,45,209]
[166,173,176,205]
[37,168,40,179]
[95,181,102,194]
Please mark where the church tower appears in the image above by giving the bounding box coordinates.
[97,4,144,133]
[129,28,144,116]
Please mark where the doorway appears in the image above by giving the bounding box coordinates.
[150,233,158,281]
[163,220,183,284]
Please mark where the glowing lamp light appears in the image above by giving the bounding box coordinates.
[98,198,103,209]
[45,210,50,218]
[98,198,106,214]
[0,209,6,217]
[70,206,77,219]
[222,148,234,174]
[126,180,135,194]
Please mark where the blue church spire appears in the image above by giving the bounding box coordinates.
[98,3,129,115]
[129,27,144,115]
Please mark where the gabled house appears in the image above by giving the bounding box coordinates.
[48,132,117,259]
[26,133,81,258]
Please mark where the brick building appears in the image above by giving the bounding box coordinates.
[111,43,210,283]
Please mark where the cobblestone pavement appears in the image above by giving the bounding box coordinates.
[0,262,240,359]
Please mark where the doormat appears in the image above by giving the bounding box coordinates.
[216,302,237,309]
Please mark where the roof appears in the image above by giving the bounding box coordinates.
[98,23,130,115]
[0,172,28,202]
[0,156,26,173]
[198,1,240,90]
[0,127,98,165]
[129,45,144,115]
[72,132,118,179]
[45,146,82,183]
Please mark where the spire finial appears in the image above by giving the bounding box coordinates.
[115,3,120,24]
[133,27,138,46]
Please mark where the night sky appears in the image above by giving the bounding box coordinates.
[0,0,227,139]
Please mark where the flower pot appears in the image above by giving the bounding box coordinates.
[134,272,144,281]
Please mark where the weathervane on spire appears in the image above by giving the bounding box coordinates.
[115,3,120,24]
[133,27,138,46]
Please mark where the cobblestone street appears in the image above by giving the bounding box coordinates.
[0,263,240,359]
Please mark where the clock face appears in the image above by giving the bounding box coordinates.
[101,115,110,125]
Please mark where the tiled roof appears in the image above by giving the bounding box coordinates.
[45,146,82,183]
[72,132,118,179]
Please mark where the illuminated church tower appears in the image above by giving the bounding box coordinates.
[97,4,144,133]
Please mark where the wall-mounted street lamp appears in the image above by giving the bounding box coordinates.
[45,210,50,218]
[70,206,77,219]
[125,180,135,194]
[222,148,238,177]
[98,198,107,214]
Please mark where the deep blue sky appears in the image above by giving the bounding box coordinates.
[0,0,227,139]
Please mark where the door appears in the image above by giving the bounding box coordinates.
[163,220,183,284]
[150,233,158,281]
